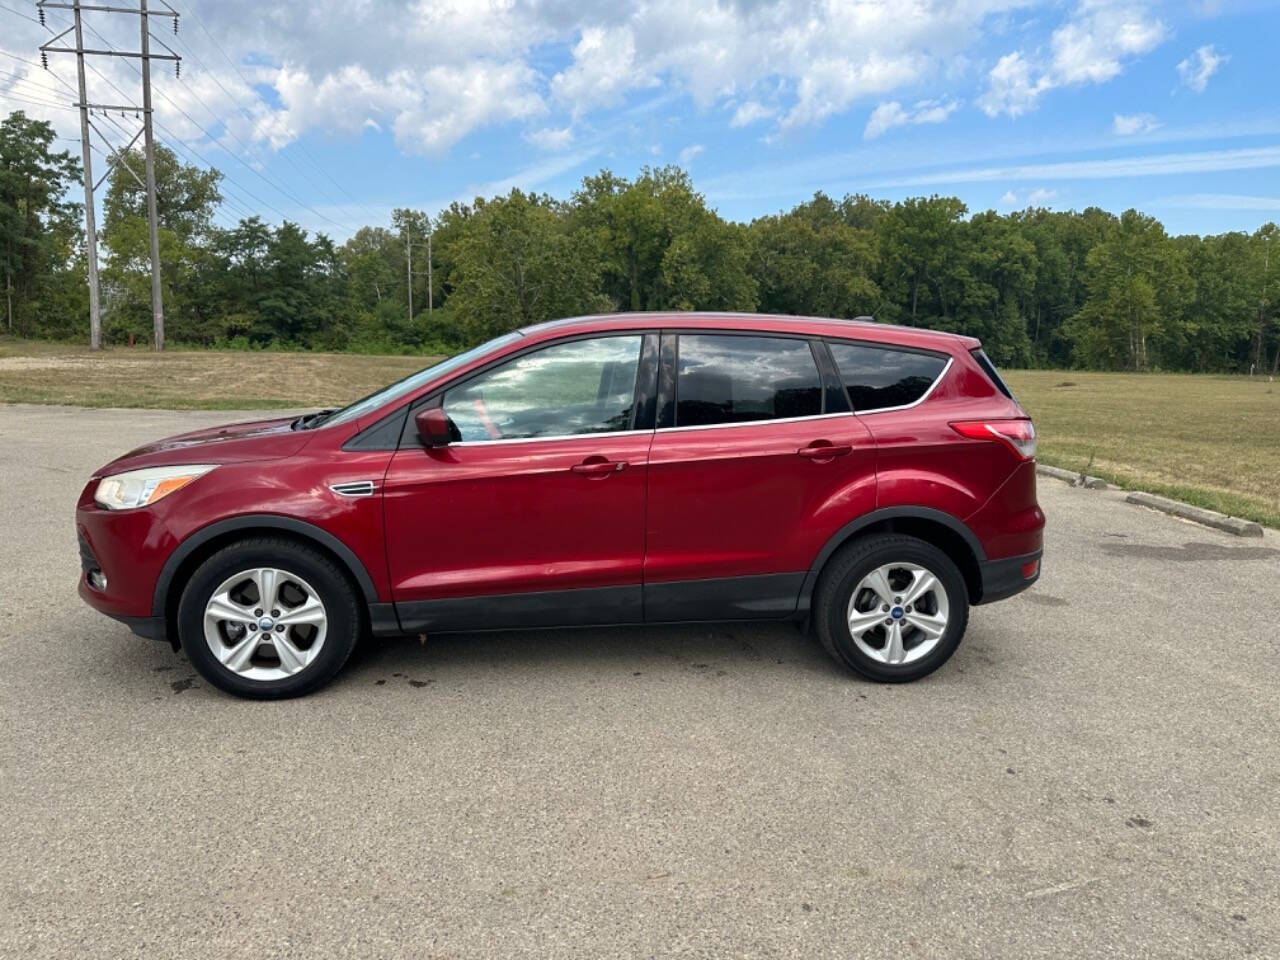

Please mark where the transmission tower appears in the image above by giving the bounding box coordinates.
[38,0,180,350]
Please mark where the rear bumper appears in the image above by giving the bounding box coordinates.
[976,550,1041,604]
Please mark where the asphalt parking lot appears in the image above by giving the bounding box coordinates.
[1,403,1278,959]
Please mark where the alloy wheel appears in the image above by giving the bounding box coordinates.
[846,561,950,666]
[202,567,328,681]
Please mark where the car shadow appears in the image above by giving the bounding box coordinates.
[342,620,847,685]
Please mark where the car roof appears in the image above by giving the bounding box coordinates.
[519,311,981,352]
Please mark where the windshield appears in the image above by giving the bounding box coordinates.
[318,332,523,428]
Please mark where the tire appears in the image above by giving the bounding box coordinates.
[177,537,362,699]
[813,533,969,683]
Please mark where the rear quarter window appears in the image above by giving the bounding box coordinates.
[828,342,948,412]
[971,348,1016,400]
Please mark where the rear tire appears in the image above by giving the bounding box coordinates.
[814,533,969,682]
[177,537,362,699]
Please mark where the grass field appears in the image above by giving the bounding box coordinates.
[1004,369,1280,529]
[2,340,1277,527]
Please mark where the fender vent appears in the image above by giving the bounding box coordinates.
[329,480,376,498]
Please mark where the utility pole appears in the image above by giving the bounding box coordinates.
[426,222,432,313]
[406,231,413,324]
[39,0,180,350]
[139,0,164,350]
[70,0,101,349]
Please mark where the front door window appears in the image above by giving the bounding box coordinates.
[443,336,644,442]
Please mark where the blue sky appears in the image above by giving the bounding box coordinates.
[2,0,1278,241]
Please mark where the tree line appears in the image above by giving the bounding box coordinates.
[3,110,1278,373]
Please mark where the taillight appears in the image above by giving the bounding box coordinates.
[950,419,1037,460]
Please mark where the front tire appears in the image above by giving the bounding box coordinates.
[814,534,969,683]
[177,537,362,699]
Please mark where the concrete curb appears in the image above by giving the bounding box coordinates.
[1036,464,1109,489]
[1125,491,1264,538]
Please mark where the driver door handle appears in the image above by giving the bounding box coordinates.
[797,442,853,459]
[571,457,628,476]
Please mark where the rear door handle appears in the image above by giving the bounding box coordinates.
[797,443,852,459]
[571,458,628,476]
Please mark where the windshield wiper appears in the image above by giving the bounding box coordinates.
[291,408,336,431]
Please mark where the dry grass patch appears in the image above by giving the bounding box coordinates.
[0,341,433,411]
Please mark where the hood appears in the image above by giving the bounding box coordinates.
[97,415,315,476]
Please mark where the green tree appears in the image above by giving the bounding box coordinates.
[749,193,880,318]
[876,196,968,326]
[571,166,756,312]
[448,189,607,341]
[0,111,83,337]
[1064,210,1192,370]
[340,226,400,310]
[100,144,222,344]
[255,222,348,348]
[949,211,1037,366]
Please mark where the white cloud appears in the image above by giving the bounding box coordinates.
[678,143,705,167]
[978,52,1052,117]
[980,2,1167,117]
[730,101,775,128]
[1156,193,1280,212]
[270,59,545,155]
[551,26,655,118]
[1113,112,1160,135]
[0,0,1183,166]
[864,98,959,139]
[997,186,1058,208]
[525,126,574,151]
[1049,2,1167,85]
[470,147,605,197]
[1177,45,1228,92]
[867,145,1280,188]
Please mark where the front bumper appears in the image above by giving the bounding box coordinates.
[76,477,180,634]
[975,549,1042,604]
[77,527,171,642]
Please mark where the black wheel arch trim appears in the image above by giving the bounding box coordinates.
[796,507,987,613]
[152,514,380,617]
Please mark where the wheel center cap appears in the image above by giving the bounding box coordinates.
[258,616,275,631]
[890,606,904,620]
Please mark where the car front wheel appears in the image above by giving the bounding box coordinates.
[177,537,361,699]
[814,533,969,682]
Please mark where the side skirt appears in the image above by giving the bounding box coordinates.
[643,573,805,623]
[393,585,643,635]
[376,573,808,636]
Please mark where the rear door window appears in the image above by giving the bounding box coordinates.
[828,342,948,412]
[675,334,823,427]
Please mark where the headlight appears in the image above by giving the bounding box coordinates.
[93,464,217,510]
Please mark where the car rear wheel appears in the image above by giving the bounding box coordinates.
[177,537,361,699]
[814,533,969,682]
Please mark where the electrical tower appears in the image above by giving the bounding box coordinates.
[38,0,180,350]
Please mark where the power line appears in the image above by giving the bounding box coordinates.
[32,3,363,249]
[0,89,79,111]
[57,6,361,235]
[180,5,384,226]
[31,4,379,238]
[162,24,383,226]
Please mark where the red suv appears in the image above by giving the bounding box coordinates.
[76,313,1043,698]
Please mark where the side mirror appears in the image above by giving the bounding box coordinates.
[415,407,453,448]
